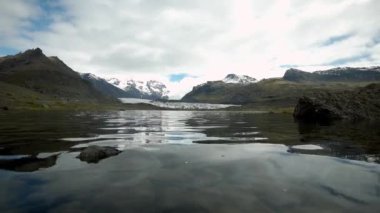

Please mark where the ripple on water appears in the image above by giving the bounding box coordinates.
[0,111,379,212]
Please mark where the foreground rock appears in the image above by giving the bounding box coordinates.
[294,83,380,122]
[77,145,121,163]
[293,96,342,122]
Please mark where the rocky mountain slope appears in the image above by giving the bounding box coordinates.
[182,68,380,107]
[80,73,129,98]
[283,67,380,82]
[0,48,117,109]
[107,78,169,100]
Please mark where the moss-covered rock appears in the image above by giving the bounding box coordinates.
[294,83,380,122]
[77,145,121,163]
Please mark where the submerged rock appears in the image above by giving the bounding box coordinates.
[77,145,121,163]
[2,106,9,111]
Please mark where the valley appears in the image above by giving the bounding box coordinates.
[1,48,380,114]
[2,1,380,212]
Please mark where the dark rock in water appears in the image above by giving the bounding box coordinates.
[2,106,9,111]
[77,145,121,163]
[294,83,380,122]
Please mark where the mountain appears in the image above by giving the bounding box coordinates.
[181,74,261,104]
[106,78,169,100]
[283,67,380,82]
[181,68,380,107]
[182,78,309,105]
[0,48,117,109]
[80,73,129,98]
[223,74,257,84]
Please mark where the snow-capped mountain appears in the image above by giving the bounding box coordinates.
[80,73,102,81]
[80,73,130,98]
[107,78,170,100]
[222,74,257,84]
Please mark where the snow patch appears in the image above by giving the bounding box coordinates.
[222,74,257,84]
[107,78,170,99]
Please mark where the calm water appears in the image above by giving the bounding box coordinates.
[0,110,379,212]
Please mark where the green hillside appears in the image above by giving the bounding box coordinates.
[182,77,377,109]
[0,48,114,102]
[0,48,123,110]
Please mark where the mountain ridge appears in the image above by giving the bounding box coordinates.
[0,48,117,109]
[80,73,130,98]
[106,78,169,100]
[283,66,380,82]
[181,67,380,106]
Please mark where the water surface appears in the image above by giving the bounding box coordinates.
[0,110,379,212]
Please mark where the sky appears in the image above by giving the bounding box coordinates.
[0,0,380,98]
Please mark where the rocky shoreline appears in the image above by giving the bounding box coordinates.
[293,83,380,122]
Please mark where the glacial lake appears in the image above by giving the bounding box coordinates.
[0,110,379,212]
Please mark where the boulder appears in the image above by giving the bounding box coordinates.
[294,83,380,122]
[77,145,121,163]
[293,96,342,122]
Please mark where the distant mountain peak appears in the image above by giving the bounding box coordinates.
[80,73,102,81]
[0,48,114,103]
[222,74,257,84]
[80,73,129,98]
[286,68,303,72]
[21,48,44,58]
[283,66,380,82]
[106,78,170,100]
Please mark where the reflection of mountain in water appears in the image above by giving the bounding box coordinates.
[289,121,380,163]
[0,111,379,173]
[0,154,58,172]
[1,143,379,212]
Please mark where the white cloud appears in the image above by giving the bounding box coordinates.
[0,0,41,38]
[1,0,380,98]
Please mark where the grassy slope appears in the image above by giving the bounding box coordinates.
[0,56,110,102]
[182,78,376,111]
[0,49,125,111]
[0,81,164,111]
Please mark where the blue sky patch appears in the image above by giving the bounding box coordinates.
[169,73,192,82]
[28,0,67,32]
[0,46,20,56]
